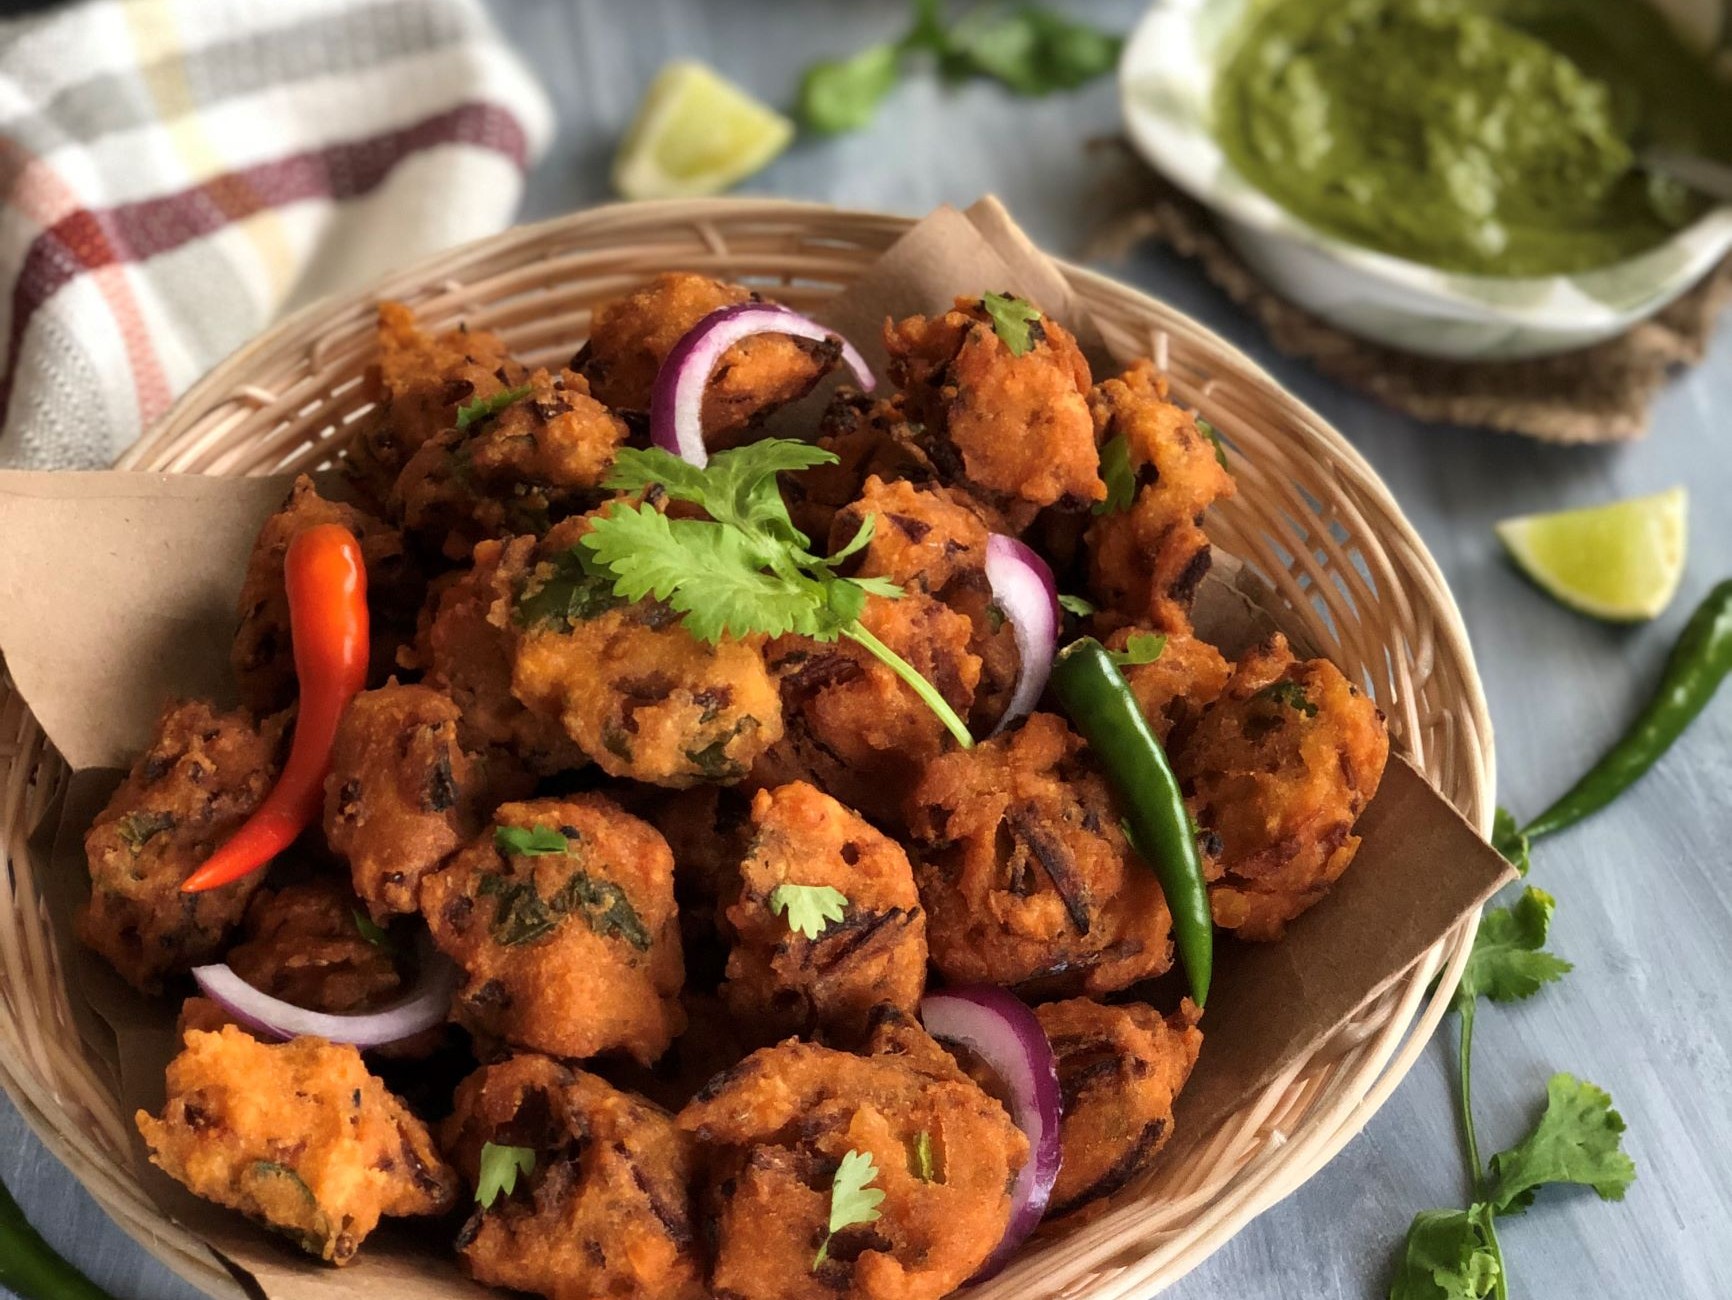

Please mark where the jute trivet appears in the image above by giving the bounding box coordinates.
[1091,157,1732,444]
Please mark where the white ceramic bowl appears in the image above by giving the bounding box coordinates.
[1120,0,1732,360]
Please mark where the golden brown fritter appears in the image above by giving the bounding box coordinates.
[906,712,1174,996]
[323,681,491,918]
[1104,625,1232,749]
[1035,998,1202,1219]
[721,782,927,1044]
[637,784,754,987]
[347,301,526,503]
[1175,634,1390,940]
[752,590,981,827]
[391,365,629,561]
[136,1026,457,1264]
[679,1011,1028,1300]
[576,271,840,448]
[783,392,941,543]
[78,701,286,993]
[1084,361,1235,632]
[442,1055,705,1300]
[884,296,1102,519]
[225,879,402,1014]
[421,796,685,1065]
[231,474,418,715]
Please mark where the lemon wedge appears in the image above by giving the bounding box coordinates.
[613,61,795,201]
[1495,487,1687,622]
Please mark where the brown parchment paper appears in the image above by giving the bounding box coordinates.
[0,200,1514,1299]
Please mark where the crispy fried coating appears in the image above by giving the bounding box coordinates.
[136,1026,457,1264]
[752,591,980,826]
[907,713,1174,996]
[1084,361,1235,632]
[637,785,754,987]
[722,782,927,1043]
[347,301,525,502]
[442,1055,704,1300]
[884,296,1102,517]
[1104,625,1232,749]
[421,796,685,1065]
[1175,635,1390,940]
[78,701,285,992]
[679,1011,1028,1300]
[576,271,840,446]
[231,474,417,714]
[784,392,941,543]
[226,879,402,1013]
[391,366,628,560]
[323,682,489,917]
[1036,998,1202,1219]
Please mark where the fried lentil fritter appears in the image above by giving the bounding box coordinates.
[77,700,286,993]
[421,796,685,1065]
[576,271,841,447]
[1036,998,1203,1219]
[679,1010,1028,1300]
[136,1026,457,1264]
[442,1055,705,1300]
[225,879,402,1014]
[784,391,941,543]
[722,782,927,1043]
[1105,625,1232,749]
[884,296,1102,519]
[231,474,417,714]
[1084,360,1235,632]
[907,712,1174,996]
[1176,634,1390,940]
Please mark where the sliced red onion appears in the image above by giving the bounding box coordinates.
[649,302,875,467]
[920,986,1063,1279]
[985,534,1060,737]
[191,938,456,1050]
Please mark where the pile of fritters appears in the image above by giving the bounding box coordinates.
[85,273,1389,1298]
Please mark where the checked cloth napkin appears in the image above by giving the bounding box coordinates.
[0,0,553,469]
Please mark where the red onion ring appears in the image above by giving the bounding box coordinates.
[920,985,1063,1279]
[984,534,1060,736]
[649,302,875,467]
[191,937,456,1049]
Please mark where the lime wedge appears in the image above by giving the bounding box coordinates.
[613,61,795,201]
[1495,487,1687,622]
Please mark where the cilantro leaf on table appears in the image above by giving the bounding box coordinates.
[1455,887,1572,1009]
[1094,434,1135,515]
[813,1149,885,1269]
[455,385,532,431]
[1387,1205,1501,1300]
[944,5,1124,95]
[1108,632,1167,668]
[1484,1074,1636,1216]
[768,883,849,940]
[1057,593,1095,617]
[799,44,904,134]
[1490,807,1531,876]
[981,290,1042,356]
[495,824,571,857]
[476,1142,535,1208]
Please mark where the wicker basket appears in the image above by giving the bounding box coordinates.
[0,198,1492,1299]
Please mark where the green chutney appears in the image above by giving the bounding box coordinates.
[1213,0,1732,277]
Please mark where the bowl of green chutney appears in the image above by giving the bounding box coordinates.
[1120,0,1732,360]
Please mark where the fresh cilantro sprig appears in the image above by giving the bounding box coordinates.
[1490,807,1532,876]
[476,1142,535,1208]
[769,883,849,940]
[455,384,532,431]
[813,1149,885,1270]
[580,442,975,749]
[495,824,571,857]
[981,291,1041,356]
[1094,434,1135,516]
[1057,593,1095,617]
[1107,632,1166,668]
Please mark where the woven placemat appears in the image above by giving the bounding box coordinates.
[1091,156,1732,444]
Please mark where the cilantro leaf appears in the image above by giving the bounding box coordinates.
[1258,679,1318,716]
[1484,1074,1636,1216]
[1108,632,1167,667]
[1196,416,1230,470]
[515,546,623,631]
[1491,807,1531,877]
[799,43,903,134]
[352,910,396,954]
[455,384,532,432]
[1057,593,1095,617]
[981,291,1042,356]
[494,824,571,857]
[476,1142,535,1208]
[1093,434,1135,515]
[606,441,833,549]
[813,1149,885,1270]
[1455,887,1572,1009]
[1387,1205,1501,1300]
[768,883,849,940]
[946,6,1124,95]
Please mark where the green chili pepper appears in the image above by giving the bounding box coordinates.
[0,1174,116,1300]
[1520,578,1732,845]
[1050,637,1213,1005]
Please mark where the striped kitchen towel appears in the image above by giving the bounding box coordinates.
[0,0,553,469]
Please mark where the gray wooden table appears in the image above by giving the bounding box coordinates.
[5,1,1728,1296]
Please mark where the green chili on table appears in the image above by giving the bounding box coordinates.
[1050,637,1213,1006]
[1516,579,1732,847]
[0,1173,116,1300]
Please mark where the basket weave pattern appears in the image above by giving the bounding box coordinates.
[0,200,1492,1299]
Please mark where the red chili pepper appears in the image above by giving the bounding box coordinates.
[182,524,369,893]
